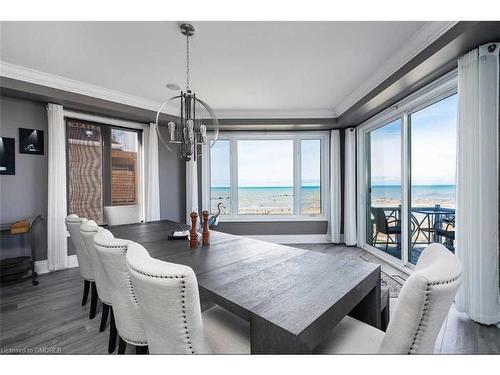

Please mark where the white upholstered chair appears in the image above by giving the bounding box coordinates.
[315,243,462,354]
[94,229,148,354]
[126,242,250,354]
[80,221,114,339]
[65,214,96,311]
[104,205,141,226]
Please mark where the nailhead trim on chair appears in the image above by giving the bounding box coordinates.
[122,336,148,345]
[428,274,462,286]
[408,273,462,354]
[127,279,139,304]
[127,263,194,354]
[66,219,86,223]
[94,244,128,249]
[94,242,141,304]
[80,228,99,233]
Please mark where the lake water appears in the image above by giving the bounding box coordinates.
[210,185,456,215]
[210,186,320,215]
[371,185,456,208]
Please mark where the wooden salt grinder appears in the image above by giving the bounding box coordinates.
[190,211,198,248]
[202,210,210,246]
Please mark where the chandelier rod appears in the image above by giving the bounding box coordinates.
[186,33,190,91]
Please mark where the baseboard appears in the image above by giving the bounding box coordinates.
[34,259,49,275]
[246,234,330,244]
[34,255,79,275]
[67,254,79,268]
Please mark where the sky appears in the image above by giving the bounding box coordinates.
[210,140,230,187]
[210,139,321,187]
[370,94,458,186]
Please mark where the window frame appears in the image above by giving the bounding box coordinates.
[202,131,330,222]
[356,69,458,272]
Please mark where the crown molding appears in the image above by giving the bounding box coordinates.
[334,21,458,116]
[213,108,337,119]
[0,61,173,115]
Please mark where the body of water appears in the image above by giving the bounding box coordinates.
[210,184,456,215]
[371,184,456,208]
[211,186,320,215]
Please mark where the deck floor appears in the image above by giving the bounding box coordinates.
[1,243,499,354]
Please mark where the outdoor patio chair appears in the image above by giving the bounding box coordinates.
[371,207,401,251]
[434,215,455,252]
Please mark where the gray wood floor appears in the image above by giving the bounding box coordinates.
[1,243,499,354]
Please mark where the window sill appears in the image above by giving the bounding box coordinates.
[218,216,328,223]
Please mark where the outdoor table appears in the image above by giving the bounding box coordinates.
[411,206,455,244]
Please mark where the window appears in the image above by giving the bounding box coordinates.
[408,94,457,264]
[210,140,231,214]
[66,119,142,224]
[365,118,402,260]
[204,132,329,221]
[238,140,294,215]
[357,70,458,269]
[301,139,321,214]
[111,129,139,206]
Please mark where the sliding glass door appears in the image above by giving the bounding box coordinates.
[66,119,142,224]
[358,71,458,269]
[365,118,403,261]
[408,94,458,264]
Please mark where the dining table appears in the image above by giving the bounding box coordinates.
[107,220,381,354]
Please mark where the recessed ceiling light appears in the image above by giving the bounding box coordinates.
[166,83,181,91]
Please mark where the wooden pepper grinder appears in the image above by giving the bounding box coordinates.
[202,210,210,246]
[190,211,198,248]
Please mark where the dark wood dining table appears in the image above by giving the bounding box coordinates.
[107,220,381,354]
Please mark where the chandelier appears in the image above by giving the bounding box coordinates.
[155,23,219,162]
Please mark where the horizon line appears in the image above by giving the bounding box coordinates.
[211,185,321,188]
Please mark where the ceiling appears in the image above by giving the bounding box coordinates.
[0,21,455,119]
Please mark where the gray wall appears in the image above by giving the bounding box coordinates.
[158,127,186,223]
[0,96,48,261]
[216,221,328,236]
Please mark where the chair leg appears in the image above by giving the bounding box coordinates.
[381,294,390,332]
[100,303,110,332]
[89,282,98,319]
[118,337,127,354]
[136,345,148,354]
[81,280,90,306]
[108,307,117,354]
